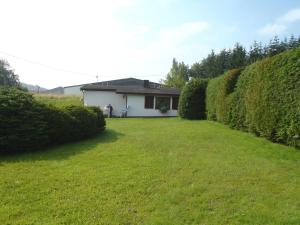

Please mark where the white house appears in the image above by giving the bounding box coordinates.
[81,78,181,117]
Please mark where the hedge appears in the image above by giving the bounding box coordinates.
[0,87,48,152]
[206,69,242,123]
[178,78,208,119]
[0,87,106,153]
[206,47,300,147]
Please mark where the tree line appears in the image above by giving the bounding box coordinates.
[163,34,300,88]
[0,60,20,87]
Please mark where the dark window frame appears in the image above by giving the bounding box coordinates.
[144,95,154,109]
[172,96,179,110]
[155,96,171,110]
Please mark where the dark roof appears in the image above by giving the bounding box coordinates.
[95,78,160,87]
[64,77,160,88]
[116,86,180,95]
[81,84,180,96]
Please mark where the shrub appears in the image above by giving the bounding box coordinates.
[206,69,242,123]
[65,106,100,139]
[87,106,106,132]
[207,47,300,147]
[178,78,208,119]
[206,76,222,121]
[0,87,48,152]
[0,87,106,153]
[230,48,300,146]
[41,105,75,144]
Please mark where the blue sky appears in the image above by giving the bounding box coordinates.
[0,0,299,88]
[118,0,300,61]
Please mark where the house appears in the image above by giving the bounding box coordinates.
[81,78,180,117]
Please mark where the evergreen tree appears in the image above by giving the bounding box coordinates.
[268,35,281,56]
[163,58,189,88]
[164,34,300,87]
[215,49,231,75]
[288,34,297,49]
[249,41,263,63]
[205,50,218,77]
[230,43,247,68]
[189,62,205,78]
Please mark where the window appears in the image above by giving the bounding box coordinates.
[155,97,170,110]
[144,96,154,109]
[172,97,179,110]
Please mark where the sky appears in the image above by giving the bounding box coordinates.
[0,0,300,89]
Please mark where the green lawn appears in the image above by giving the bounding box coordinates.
[1,118,299,225]
[34,93,82,107]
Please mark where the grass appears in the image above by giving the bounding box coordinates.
[34,93,82,107]
[0,118,299,225]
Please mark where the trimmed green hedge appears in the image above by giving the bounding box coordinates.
[0,87,106,153]
[178,78,208,119]
[206,69,242,123]
[0,87,48,152]
[206,48,300,147]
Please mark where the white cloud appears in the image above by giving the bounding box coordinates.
[258,24,287,36]
[128,21,209,62]
[259,8,300,36]
[279,8,300,23]
[159,21,209,43]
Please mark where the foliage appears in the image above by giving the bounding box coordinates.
[65,106,105,139]
[40,105,75,144]
[155,97,170,113]
[0,87,105,153]
[162,58,189,88]
[191,35,300,80]
[178,78,208,119]
[34,93,82,107]
[0,59,20,87]
[207,48,300,147]
[164,35,300,86]
[229,47,300,146]
[1,118,300,224]
[206,69,242,122]
[88,106,106,132]
[0,87,48,152]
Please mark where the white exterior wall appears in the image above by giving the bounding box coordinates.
[64,85,83,95]
[83,90,178,117]
[83,91,126,116]
[127,95,178,117]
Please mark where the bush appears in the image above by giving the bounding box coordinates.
[206,76,222,121]
[0,87,48,152]
[41,105,75,144]
[230,48,300,146]
[178,78,208,119]
[206,69,242,123]
[206,47,300,147]
[0,87,106,153]
[87,106,106,132]
[65,106,102,139]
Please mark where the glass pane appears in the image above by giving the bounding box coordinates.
[155,97,170,110]
[145,96,154,109]
[172,97,179,110]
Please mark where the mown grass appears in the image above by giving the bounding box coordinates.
[34,93,82,107]
[0,118,299,225]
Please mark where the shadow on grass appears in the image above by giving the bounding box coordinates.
[0,128,124,163]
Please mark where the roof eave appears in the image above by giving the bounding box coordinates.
[116,91,180,96]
